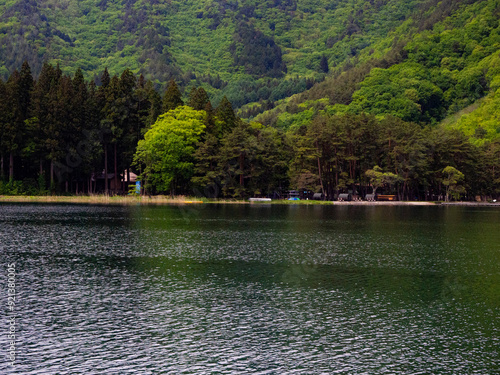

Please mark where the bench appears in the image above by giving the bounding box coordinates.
[377,195,397,201]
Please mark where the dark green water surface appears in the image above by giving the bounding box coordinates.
[0,204,499,374]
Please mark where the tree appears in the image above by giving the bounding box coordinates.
[211,121,290,198]
[5,62,33,181]
[365,166,402,194]
[134,106,206,195]
[29,63,57,182]
[188,87,210,111]
[216,121,259,198]
[192,133,221,194]
[215,96,237,137]
[100,70,138,194]
[319,55,329,73]
[162,79,184,113]
[442,166,465,201]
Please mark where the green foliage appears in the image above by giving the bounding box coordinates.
[442,86,500,145]
[162,79,184,113]
[193,121,290,198]
[365,166,403,194]
[257,0,500,134]
[0,0,436,111]
[0,180,23,195]
[0,176,48,195]
[214,96,237,137]
[134,106,206,195]
[187,87,210,111]
[231,21,286,78]
[442,166,465,201]
[1,59,499,201]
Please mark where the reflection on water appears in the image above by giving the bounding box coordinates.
[0,204,499,374]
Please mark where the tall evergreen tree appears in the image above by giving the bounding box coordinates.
[118,68,138,193]
[96,68,113,193]
[5,63,33,181]
[162,79,183,113]
[319,55,329,73]
[188,87,210,111]
[215,96,237,137]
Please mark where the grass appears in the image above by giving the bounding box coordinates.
[0,195,439,206]
[0,194,252,205]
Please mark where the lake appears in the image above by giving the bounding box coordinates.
[1,203,499,374]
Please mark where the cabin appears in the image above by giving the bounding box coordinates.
[338,193,352,201]
[312,192,324,200]
[92,170,138,194]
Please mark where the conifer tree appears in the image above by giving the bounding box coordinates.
[5,62,33,181]
[188,87,210,111]
[319,55,329,73]
[215,96,237,137]
[162,79,183,113]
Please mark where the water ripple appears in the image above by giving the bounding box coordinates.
[0,204,499,374]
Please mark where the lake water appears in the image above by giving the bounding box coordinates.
[0,203,499,374]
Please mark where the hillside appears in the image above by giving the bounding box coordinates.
[1,0,436,107]
[253,0,500,136]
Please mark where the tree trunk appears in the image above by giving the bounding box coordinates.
[114,143,118,195]
[50,159,55,194]
[9,152,14,181]
[317,156,325,197]
[104,144,108,195]
[239,153,244,187]
[39,158,43,175]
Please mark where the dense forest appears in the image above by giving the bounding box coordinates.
[255,0,500,133]
[0,61,499,201]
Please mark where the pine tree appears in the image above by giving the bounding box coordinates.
[215,96,237,137]
[188,87,210,111]
[162,79,183,113]
[100,67,110,89]
[319,55,329,73]
[27,63,55,180]
[5,62,34,181]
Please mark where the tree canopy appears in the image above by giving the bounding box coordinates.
[134,106,206,195]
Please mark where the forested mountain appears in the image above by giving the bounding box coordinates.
[0,0,455,107]
[2,0,499,133]
[254,0,500,136]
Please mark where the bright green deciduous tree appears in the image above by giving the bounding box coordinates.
[134,106,206,195]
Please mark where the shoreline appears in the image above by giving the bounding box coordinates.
[0,195,498,207]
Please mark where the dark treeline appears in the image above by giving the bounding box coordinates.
[184,112,499,201]
[288,114,499,201]
[0,61,163,195]
[1,61,499,201]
